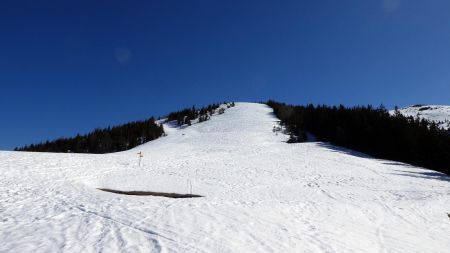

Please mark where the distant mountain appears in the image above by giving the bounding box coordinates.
[391,105,450,130]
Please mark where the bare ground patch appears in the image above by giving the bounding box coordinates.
[98,188,203,198]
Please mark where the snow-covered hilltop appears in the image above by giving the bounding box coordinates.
[1,103,450,252]
[392,105,450,130]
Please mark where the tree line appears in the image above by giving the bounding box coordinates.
[166,102,234,126]
[15,102,235,154]
[15,118,164,153]
[267,100,450,175]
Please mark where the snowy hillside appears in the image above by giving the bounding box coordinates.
[392,105,450,130]
[1,103,450,252]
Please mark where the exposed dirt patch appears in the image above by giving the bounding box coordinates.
[98,188,203,198]
[418,106,431,111]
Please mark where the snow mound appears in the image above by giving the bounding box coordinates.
[1,102,450,252]
[391,105,450,129]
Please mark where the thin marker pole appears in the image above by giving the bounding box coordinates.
[137,151,143,166]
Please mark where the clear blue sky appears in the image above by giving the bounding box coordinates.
[1,0,450,150]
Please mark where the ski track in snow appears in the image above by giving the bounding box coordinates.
[1,103,450,252]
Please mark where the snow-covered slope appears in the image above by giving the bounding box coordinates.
[392,105,450,130]
[1,103,450,252]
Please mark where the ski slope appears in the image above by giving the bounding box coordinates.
[1,103,450,252]
[392,105,450,130]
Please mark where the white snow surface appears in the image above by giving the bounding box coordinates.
[1,102,450,252]
[391,105,450,130]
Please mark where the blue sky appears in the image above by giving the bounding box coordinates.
[1,0,450,150]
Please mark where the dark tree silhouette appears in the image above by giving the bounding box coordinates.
[15,118,164,154]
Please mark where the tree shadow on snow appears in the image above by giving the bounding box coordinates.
[381,161,416,168]
[315,143,419,168]
[391,170,450,183]
[314,142,373,159]
[309,143,450,181]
